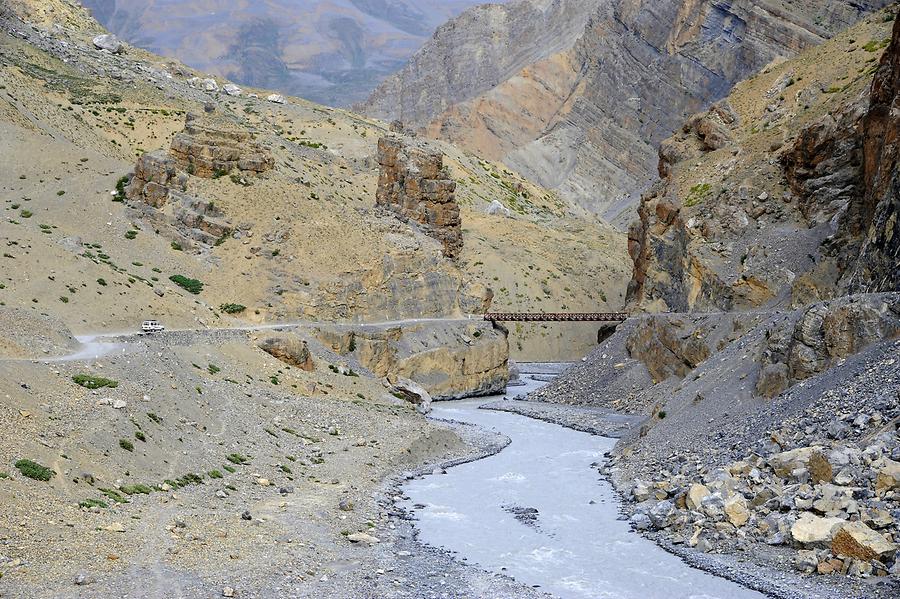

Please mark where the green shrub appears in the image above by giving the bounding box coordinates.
[119,439,134,452]
[208,470,223,479]
[99,488,128,503]
[207,364,221,374]
[658,411,667,419]
[226,453,249,465]
[170,242,183,251]
[20,210,32,218]
[14,459,54,481]
[223,464,236,473]
[72,374,118,389]
[121,483,152,495]
[219,303,246,314]
[169,274,203,294]
[78,498,108,509]
[147,412,162,424]
[96,278,107,286]
[113,176,129,202]
[135,431,146,442]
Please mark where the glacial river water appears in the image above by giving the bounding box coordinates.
[402,377,765,599]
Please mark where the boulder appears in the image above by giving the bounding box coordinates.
[648,500,677,529]
[686,483,710,511]
[266,94,285,104]
[790,513,845,548]
[92,34,123,54]
[876,459,900,494]
[385,376,432,415]
[831,521,897,561]
[223,84,242,97]
[258,336,315,372]
[724,496,750,527]
[486,200,512,217]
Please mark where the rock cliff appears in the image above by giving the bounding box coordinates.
[365,0,891,218]
[314,321,510,400]
[627,12,899,313]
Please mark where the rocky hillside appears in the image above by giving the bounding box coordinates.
[77,0,509,107]
[524,9,900,597]
[627,9,899,312]
[363,0,892,220]
[0,1,629,361]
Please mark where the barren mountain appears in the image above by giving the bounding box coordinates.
[77,0,510,107]
[363,0,893,221]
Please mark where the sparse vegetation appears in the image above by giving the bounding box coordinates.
[14,459,54,481]
[684,183,712,207]
[119,439,134,452]
[220,303,246,314]
[113,176,129,202]
[72,374,118,389]
[226,453,249,465]
[169,274,203,294]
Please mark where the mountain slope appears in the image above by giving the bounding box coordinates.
[363,0,893,221]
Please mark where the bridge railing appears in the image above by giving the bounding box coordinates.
[483,312,628,323]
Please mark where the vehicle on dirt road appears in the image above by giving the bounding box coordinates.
[140,320,165,333]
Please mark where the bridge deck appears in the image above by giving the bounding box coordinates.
[484,312,628,323]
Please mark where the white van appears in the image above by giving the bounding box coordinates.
[141,320,165,333]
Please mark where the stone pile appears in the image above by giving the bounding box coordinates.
[616,347,900,581]
[375,136,462,259]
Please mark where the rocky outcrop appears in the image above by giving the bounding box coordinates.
[124,151,188,208]
[756,293,900,397]
[169,114,273,178]
[376,136,462,259]
[625,318,711,383]
[849,15,900,293]
[316,321,509,400]
[365,0,891,215]
[311,253,492,321]
[627,12,899,314]
[257,336,316,372]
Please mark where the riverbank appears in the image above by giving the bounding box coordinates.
[490,379,899,599]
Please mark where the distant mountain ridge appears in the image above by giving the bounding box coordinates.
[362,0,894,221]
[78,0,507,107]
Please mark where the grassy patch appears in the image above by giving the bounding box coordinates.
[121,483,152,495]
[14,459,54,481]
[73,374,119,389]
[208,470,223,479]
[119,439,134,452]
[169,274,203,294]
[99,488,128,503]
[684,183,712,208]
[147,412,162,424]
[79,498,108,509]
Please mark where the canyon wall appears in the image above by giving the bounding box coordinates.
[364,0,892,219]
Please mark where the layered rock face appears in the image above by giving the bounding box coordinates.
[365,0,890,217]
[170,114,273,178]
[627,12,899,313]
[124,151,187,208]
[315,321,509,400]
[376,136,462,259]
[852,15,900,293]
[360,0,596,126]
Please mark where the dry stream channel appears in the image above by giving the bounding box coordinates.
[402,372,766,599]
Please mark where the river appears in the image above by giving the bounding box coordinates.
[401,376,765,599]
